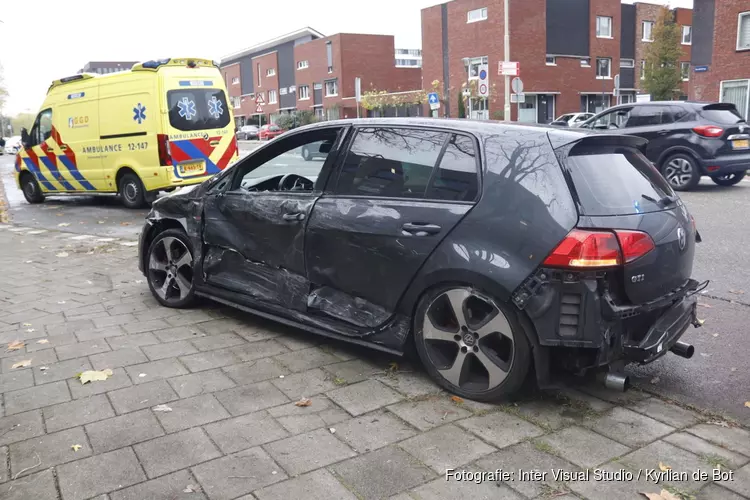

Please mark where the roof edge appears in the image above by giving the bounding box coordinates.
[220,27,324,64]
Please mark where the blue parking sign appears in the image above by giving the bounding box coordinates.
[428,92,440,110]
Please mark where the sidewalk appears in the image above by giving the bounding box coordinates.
[0,224,748,500]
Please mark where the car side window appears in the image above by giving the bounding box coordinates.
[626,106,663,127]
[335,127,449,199]
[29,109,53,147]
[425,134,479,202]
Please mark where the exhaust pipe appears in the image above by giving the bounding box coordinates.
[670,341,694,359]
[603,372,630,392]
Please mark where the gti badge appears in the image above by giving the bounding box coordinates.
[677,226,687,251]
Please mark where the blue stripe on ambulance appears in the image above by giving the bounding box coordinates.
[23,158,57,191]
[171,140,220,176]
[38,156,76,191]
[58,156,96,191]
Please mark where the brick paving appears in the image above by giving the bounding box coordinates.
[0,223,749,500]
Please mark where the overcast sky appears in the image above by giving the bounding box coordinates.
[0,0,692,116]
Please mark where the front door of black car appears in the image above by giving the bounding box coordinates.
[305,127,481,330]
[201,126,346,310]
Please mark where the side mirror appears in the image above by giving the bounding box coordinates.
[318,141,333,154]
[21,128,31,148]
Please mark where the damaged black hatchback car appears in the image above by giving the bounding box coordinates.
[138,118,706,401]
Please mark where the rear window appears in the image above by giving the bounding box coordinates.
[167,89,231,132]
[700,105,745,124]
[565,146,676,216]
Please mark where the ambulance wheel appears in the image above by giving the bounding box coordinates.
[21,173,45,204]
[120,173,146,209]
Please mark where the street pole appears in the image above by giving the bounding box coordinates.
[504,0,511,122]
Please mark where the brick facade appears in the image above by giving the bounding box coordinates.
[692,0,750,104]
[674,7,693,97]
[252,52,281,118]
[222,63,242,122]
[634,2,663,89]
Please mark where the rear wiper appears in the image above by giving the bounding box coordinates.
[642,194,678,207]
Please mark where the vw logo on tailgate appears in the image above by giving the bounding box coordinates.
[677,227,687,251]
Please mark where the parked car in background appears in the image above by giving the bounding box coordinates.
[258,124,283,141]
[551,113,594,127]
[579,101,749,191]
[300,140,328,161]
[137,118,704,401]
[236,125,259,140]
[3,136,22,155]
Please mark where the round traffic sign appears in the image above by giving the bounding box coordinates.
[479,83,488,95]
[511,77,524,94]
[479,69,487,80]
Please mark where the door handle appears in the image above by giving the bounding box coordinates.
[59,145,68,151]
[283,212,305,221]
[402,223,441,235]
[657,130,670,135]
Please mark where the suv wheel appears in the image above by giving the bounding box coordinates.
[711,171,746,187]
[120,173,146,209]
[146,229,196,308]
[414,286,531,401]
[301,146,312,161]
[21,173,45,204]
[661,154,701,191]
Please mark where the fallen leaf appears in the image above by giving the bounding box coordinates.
[40,366,49,371]
[329,428,336,434]
[658,462,672,472]
[135,279,144,284]
[25,328,35,333]
[22,323,32,327]
[640,490,682,500]
[36,339,49,344]
[153,404,172,412]
[25,260,33,263]
[698,302,713,308]
[650,377,660,385]
[184,485,196,493]
[279,375,284,379]
[745,402,750,409]
[451,395,464,404]
[708,420,730,428]
[295,398,312,407]
[138,373,147,378]
[696,318,705,326]
[57,300,66,304]
[731,367,737,372]
[120,222,131,226]
[712,333,719,338]
[58,223,70,227]
[388,361,399,372]
[729,289,745,295]
[11,360,31,369]
[6,340,25,351]
[71,444,82,452]
[56,252,69,257]
[77,369,113,384]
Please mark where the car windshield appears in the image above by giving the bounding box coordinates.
[269,126,280,131]
[565,145,676,216]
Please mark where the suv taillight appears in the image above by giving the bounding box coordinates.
[543,229,655,269]
[692,125,724,138]
[157,134,172,166]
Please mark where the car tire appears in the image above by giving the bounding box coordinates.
[413,285,532,402]
[119,173,147,209]
[661,153,701,191]
[146,229,197,309]
[711,171,746,186]
[21,173,45,204]
[301,146,312,161]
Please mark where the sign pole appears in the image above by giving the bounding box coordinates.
[504,0,511,122]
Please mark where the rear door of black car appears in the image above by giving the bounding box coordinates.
[304,126,481,330]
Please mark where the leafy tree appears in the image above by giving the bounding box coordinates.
[642,7,683,100]
[0,63,8,112]
[458,93,466,119]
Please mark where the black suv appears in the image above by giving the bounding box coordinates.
[137,118,705,401]
[579,101,749,191]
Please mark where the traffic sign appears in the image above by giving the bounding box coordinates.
[511,77,524,94]
[477,64,489,97]
[427,92,440,110]
[499,61,520,76]
[255,93,265,104]
[255,104,263,113]
[510,93,526,103]
[614,74,620,97]
[355,77,362,103]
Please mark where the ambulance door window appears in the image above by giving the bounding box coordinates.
[29,109,52,147]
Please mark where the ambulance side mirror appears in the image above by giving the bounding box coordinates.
[21,128,31,148]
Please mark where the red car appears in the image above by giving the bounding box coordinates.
[258,124,283,140]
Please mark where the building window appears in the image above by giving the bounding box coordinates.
[232,97,241,109]
[682,25,692,45]
[299,85,310,100]
[266,68,276,77]
[297,60,309,70]
[643,21,654,42]
[268,90,277,104]
[467,56,488,79]
[279,88,288,96]
[232,77,240,85]
[257,63,261,87]
[721,80,750,119]
[681,62,690,81]
[325,80,338,96]
[326,41,334,73]
[739,12,750,50]
[640,60,647,80]
[313,83,323,91]
[596,16,612,38]
[545,56,556,66]
[581,58,591,67]
[396,59,421,67]
[467,7,488,23]
[620,58,635,68]
[596,58,611,78]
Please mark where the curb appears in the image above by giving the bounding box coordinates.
[0,222,139,244]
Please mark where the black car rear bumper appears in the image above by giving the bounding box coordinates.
[697,153,750,174]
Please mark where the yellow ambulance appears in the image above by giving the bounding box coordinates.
[15,58,239,208]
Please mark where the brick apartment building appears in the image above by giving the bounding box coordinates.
[220,28,422,126]
[421,0,697,122]
[690,0,750,119]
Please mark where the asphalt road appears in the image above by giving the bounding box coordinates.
[1,147,749,423]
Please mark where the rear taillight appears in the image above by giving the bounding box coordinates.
[157,134,172,166]
[543,229,654,269]
[692,125,724,138]
[690,215,697,232]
